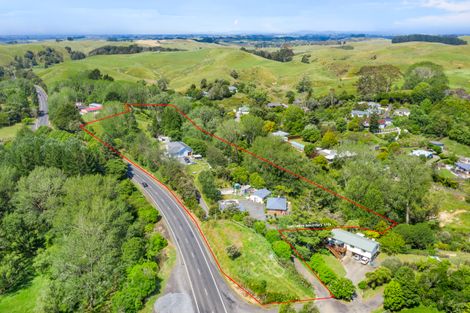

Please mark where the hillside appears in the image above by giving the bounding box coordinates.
[28,38,470,96]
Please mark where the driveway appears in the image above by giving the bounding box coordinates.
[239,199,266,221]
[343,254,375,285]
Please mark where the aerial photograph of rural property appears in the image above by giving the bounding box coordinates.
[0,1,469,313]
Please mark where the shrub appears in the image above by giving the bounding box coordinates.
[146,233,168,259]
[265,229,280,243]
[272,241,292,260]
[226,244,241,260]
[329,278,355,300]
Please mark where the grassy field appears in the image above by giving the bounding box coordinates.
[0,276,46,313]
[23,37,470,98]
[430,184,470,231]
[0,123,23,141]
[440,137,470,157]
[202,220,314,302]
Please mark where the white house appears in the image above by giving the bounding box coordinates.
[249,188,271,203]
[272,131,289,142]
[235,106,250,120]
[394,108,411,117]
[410,149,433,159]
[330,229,380,261]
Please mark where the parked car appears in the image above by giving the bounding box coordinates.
[141,181,148,188]
[353,254,361,261]
[360,257,369,265]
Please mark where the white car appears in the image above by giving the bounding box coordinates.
[360,257,369,265]
[353,254,361,261]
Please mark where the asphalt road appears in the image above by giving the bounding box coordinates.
[130,164,266,313]
[34,85,49,129]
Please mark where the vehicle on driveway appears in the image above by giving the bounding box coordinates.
[360,256,369,265]
[353,254,361,261]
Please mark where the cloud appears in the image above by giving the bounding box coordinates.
[421,0,470,12]
[395,0,470,29]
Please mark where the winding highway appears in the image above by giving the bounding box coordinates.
[129,164,273,313]
[33,85,49,129]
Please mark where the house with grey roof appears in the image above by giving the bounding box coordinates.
[249,188,271,203]
[330,229,380,261]
[266,197,288,216]
[166,141,193,161]
[455,162,470,177]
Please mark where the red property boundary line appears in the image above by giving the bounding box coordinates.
[80,103,399,306]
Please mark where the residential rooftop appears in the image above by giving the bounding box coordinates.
[331,229,379,253]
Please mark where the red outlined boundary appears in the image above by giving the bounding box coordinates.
[80,103,399,306]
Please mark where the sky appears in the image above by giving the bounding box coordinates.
[1,0,470,35]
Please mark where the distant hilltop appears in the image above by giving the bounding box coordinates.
[392,34,467,46]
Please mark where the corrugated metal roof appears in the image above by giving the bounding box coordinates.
[252,188,271,199]
[167,141,192,156]
[456,162,470,171]
[331,229,379,253]
[266,197,287,211]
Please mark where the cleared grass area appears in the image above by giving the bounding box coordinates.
[0,276,46,313]
[202,220,314,302]
[440,138,470,157]
[320,254,346,277]
[430,184,470,231]
[0,123,23,141]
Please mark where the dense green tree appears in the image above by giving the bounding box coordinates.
[283,106,305,134]
[379,231,406,255]
[12,167,65,214]
[329,278,355,300]
[48,88,82,132]
[240,114,265,144]
[394,223,435,249]
[390,156,432,224]
[384,281,406,311]
[249,172,266,189]
[357,65,401,98]
[302,125,321,143]
[198,170,221,202]
[394,266,420,308]
[320,130,338,148]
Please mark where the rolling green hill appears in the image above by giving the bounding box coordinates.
[3,38,470,97]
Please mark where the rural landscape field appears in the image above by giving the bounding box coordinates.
[0,1,470,313]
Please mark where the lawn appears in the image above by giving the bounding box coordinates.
[440,138,470,157]
[0,123,23,141]
[202,220,315,302]
[0,276,47,313]
[321,254,346,277]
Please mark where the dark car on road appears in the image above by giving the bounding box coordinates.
[141,181,148,188]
